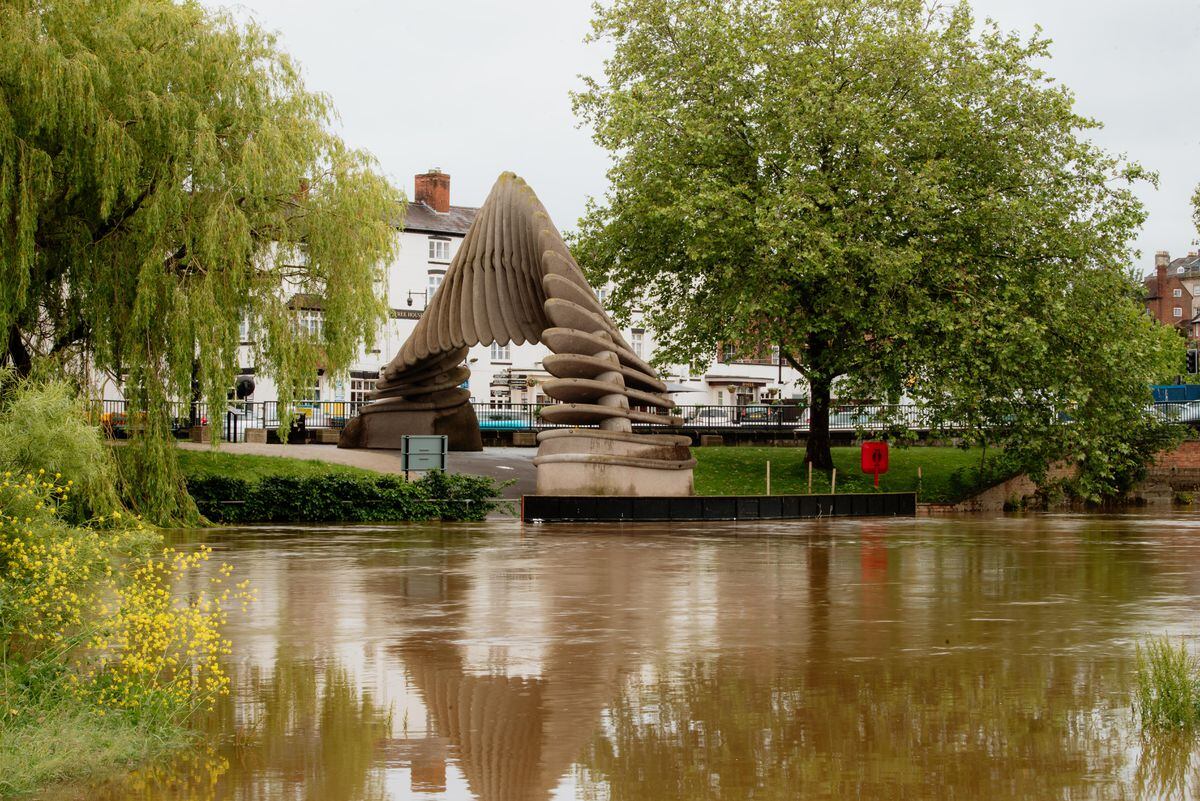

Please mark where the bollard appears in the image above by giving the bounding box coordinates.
[831,467,837,495]
[808,461,813,495]
[766,461,771,496]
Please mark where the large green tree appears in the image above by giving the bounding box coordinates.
[0,0,401,520]
[573,0,1179,483]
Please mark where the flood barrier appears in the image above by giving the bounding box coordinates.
[522,492,917,523]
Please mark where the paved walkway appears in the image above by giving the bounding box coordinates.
[178,442,537,498]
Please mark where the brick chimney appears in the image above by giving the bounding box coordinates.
[414,169,451,213]
[1157,251,1170,322]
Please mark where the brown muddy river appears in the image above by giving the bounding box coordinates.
[41,515,1200,800]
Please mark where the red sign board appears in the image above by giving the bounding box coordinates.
[861,441,889,487]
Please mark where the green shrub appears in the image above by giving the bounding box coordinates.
[186,470,503,524]
[0,372,123,520]
[1133,637,1200,731]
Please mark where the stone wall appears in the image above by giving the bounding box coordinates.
[934,462,1076,514]
[1133,439,1200,503]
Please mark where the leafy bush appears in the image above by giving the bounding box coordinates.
[1133,637,1200,731]
[0,372,123,520]
[186,470,503,524]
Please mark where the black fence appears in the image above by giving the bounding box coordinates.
[523,492,918,522]
[91,399,367,443]
[93,399,1200,443]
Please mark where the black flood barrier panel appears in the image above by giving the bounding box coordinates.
[522,492,917,523]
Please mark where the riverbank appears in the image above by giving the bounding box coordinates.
[0,703,190,796]
[0,472,246,798]
[179,443,1011,508]
[691,446,1007,503]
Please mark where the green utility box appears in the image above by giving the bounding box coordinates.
[401,435,447,472]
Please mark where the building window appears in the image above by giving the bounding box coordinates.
[350,377,376,404]
[596,287,608,306]
[294,309,324,339]
[1175,288,1183,298]
[631,329,644,358]
[299,377,321,403]
[1174,307,1184,318]
[491,343,511,362]
[428,270,445,297]
[1179,266,1186,275]
[721,343,738,364]
[428,238,451,262]
[239,314,252,343]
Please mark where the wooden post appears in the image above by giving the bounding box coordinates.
[917,465,923,501]
[766,461,771,495]
[807,461,813,495]
[831,467,837,495]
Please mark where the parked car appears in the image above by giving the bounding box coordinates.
[829,406,880,431]
[737,405,782,425]
[477,409,531,430]
[686,408,739,427]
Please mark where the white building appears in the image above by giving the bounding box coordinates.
[230,169,808,412]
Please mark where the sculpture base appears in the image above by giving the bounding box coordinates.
[533,429,695,496]
[339,400,482,452]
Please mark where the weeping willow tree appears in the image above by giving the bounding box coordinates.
[0,0,402,523]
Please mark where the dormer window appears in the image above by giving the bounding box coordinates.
[1178,266,1186,275]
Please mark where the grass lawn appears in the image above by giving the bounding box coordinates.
[176,449,380,482]
[693,446,1010,504]
[175,445,1009,505]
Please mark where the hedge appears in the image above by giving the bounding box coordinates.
[186,471,504,523]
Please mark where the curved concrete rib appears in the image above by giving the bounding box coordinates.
[341,172,693,496]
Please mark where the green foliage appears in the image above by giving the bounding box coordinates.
[186,471,503,524]
[0,0,402,521]
[0,370,122,520]
[1133,637,1200,731]
[573,0,1180,483]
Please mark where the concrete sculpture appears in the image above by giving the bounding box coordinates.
[340,172,695,496]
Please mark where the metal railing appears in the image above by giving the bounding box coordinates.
[92,399,1200,442]
[91,399,368,443]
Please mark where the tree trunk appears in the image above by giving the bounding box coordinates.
[5,324,33,378]
[806,376,834,469]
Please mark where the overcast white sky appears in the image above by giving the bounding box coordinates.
[214,0,1200,274]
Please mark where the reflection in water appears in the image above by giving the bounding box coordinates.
[40,515,1200,800]
[44,660,392,801]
